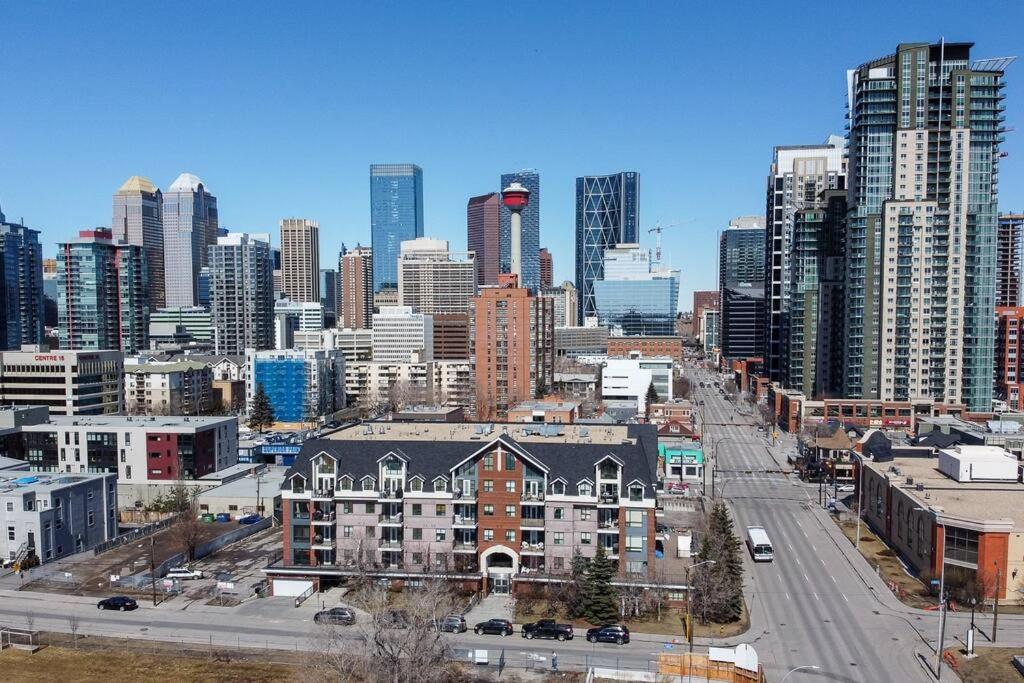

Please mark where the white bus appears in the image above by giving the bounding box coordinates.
[746,526,774,562]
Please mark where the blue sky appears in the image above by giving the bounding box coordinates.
[2,1,1022,308]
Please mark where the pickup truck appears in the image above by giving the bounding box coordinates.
[521,619,574,641]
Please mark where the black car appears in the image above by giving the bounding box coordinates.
[437,615,467,633]
[474,618,513,636]
[97,596,138,611]
[521,619,573,641]
[586,624,630,645]
[314,607,355,625]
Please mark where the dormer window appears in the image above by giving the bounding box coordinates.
[317,458,335,474]
[410,478,423,492]
[384,459,402,473]
[629,484,644,502]
[552,481,566,495]
[293,478,305,494]
[579,482,593,497]
[362,477,375,491]
[339,476,352,491]
[434,478,448,492]
[599,462,618,480]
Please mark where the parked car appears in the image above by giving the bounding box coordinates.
[432,614,467,633]
[665,481,689,495]
[474,618,513,636]
[314,607,355,625]
[97,596,138,611]
[165,566,204,580]
[237,514,262,525]
[521,619,573,641]
[586,624,630,645]
[836,483,855,493]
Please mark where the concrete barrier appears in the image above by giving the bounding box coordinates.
[194,517,272,560]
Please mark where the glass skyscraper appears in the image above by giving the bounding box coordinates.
[162,173,218,308]
[593,244,679,336]
[370,164,423,292]
[718,218,766,360]
[499,170,540,292]
[0,208,45,350]
[575,172,639,324]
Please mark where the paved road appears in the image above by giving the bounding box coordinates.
[690,365,933,683]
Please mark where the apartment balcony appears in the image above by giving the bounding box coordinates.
[520,518,545,529]
[311,534,336,549]
[453,489,477,503]
[312,510,336,525]
[378,489,403,502]
[597,494,620,507]
[452,514,477,527]
[378,512,403,526]
[520,492,545,504]
[597,522,619,533]
[378,539,403,550]
[520,541,545,556]
[601,545,620,558]
[453,540,477,553]
[312,488,335,501]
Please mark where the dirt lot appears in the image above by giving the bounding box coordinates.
[835,518,936,609]
[0,645,299,682]
[949,646,1024,682]
[22,521,243,597]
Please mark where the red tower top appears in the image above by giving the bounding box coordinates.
[501,182,530,211]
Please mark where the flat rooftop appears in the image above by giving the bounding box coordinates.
[862,456,1024,529]
[328,421,636,445]
[0,471,109,496]
[23,415,237,430]
[197,466,288,500]
[510,400,581,411]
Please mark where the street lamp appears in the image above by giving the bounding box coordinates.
[780,665,821,682]
[915,506,946,680]
[685,559,716,653]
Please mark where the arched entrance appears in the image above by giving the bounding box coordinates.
[480,545,519,595]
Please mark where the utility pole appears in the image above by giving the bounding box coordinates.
[149,535,157,607]
[935,522,947,680]
[993,565,1001,642]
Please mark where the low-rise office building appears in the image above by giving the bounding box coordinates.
[856,441,1024,604]
[1,471,117,566]
[555,326,609,359]
[0,346,123,415]
[601,355,674,415]
[267,422,660,596]
[507,400,580,424]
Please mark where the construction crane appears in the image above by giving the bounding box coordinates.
[647,220,694,264]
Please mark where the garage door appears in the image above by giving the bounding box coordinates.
[272,578,314,597]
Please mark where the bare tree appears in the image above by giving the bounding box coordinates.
[311,578,461,683]
[67,613,81,649]
[168,481,203,562]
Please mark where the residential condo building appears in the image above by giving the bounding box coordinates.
[209,233,274,355]
[340,246,373,329]
[0,210,45,350]
[280,218,320,303]
[397,237,477,314]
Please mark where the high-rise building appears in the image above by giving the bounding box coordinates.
[467,192,501,287]
[370,164,423,292]
[162,173,218,307]
[57,228,148,353]
[112,176,165,308]
[541,281,577,328]
[431,313,471,360]
[280,218,320,302]
[371,306,433,363]
[41,257,58,328]
[995,307,1024,411]
[209,233,274,355]
[784,191,847,398]
[474,275,555,421]
[845,42,1009,410]
[274,299,325,350]
[719,217,766,360]
[997,213,1024,307]
[575,172,639,323]
[692,291,720,338]
[340,246,373,329]
[593,244,679,336]
[763,137,847,382]
[319,269,339,327]
[702,309,720,354]
[539,247,553,289]
[500,170,541,291]
[397,237,477,315]
[0,209,44,350]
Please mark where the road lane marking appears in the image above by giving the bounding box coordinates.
[803,572,810,582]
[830,575,837,584]
[842,593,849,602]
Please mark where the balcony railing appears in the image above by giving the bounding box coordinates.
[312,510,336,523]
[452,514,477,525]
[599,494,619,504]
[378,512,403,524]
[520,518,544,527]
[378,489,403,500]
[453,489,477,500]
[521,492,544,503]
[520,541,545,553]
[601,545,620,555]
[378,539,403,550]
[598,521,619,531]
[453,541,477,552]
[312,488,335,500]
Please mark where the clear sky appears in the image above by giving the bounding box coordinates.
[2,1,1022,308]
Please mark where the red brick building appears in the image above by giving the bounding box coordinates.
[607,336,684,363]
[995,306,1024,410]
[691,290,719,337]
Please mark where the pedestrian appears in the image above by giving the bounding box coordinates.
[551,651,558,672]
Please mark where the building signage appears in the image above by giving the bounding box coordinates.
[261,445,301,455]
[34,354,66,362]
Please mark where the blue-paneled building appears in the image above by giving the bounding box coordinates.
[247,349,345,423]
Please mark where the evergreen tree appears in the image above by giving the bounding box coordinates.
[646,382,660,407]
[564,547,590,618]
[709,502,744,621]
[248,383,276,433]
[582,544,619,624]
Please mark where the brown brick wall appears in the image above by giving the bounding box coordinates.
[476,444,523,563]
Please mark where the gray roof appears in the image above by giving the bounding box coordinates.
[284,425,659,493]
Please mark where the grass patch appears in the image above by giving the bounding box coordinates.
[950,647,1024,683]
[0,646,298,682]
[514,600,748,639]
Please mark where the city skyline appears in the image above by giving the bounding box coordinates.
[4,4,1021,307]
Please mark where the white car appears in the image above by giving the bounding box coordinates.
[836,484,855,493]
[165,566,204,580]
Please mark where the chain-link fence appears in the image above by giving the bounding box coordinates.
[449,646,659,676]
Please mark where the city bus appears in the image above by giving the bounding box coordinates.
[746,526,774,562]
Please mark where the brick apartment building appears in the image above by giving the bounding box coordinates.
[268,422,661,596]
[996,306,1024,410]
[607,335,684,363]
